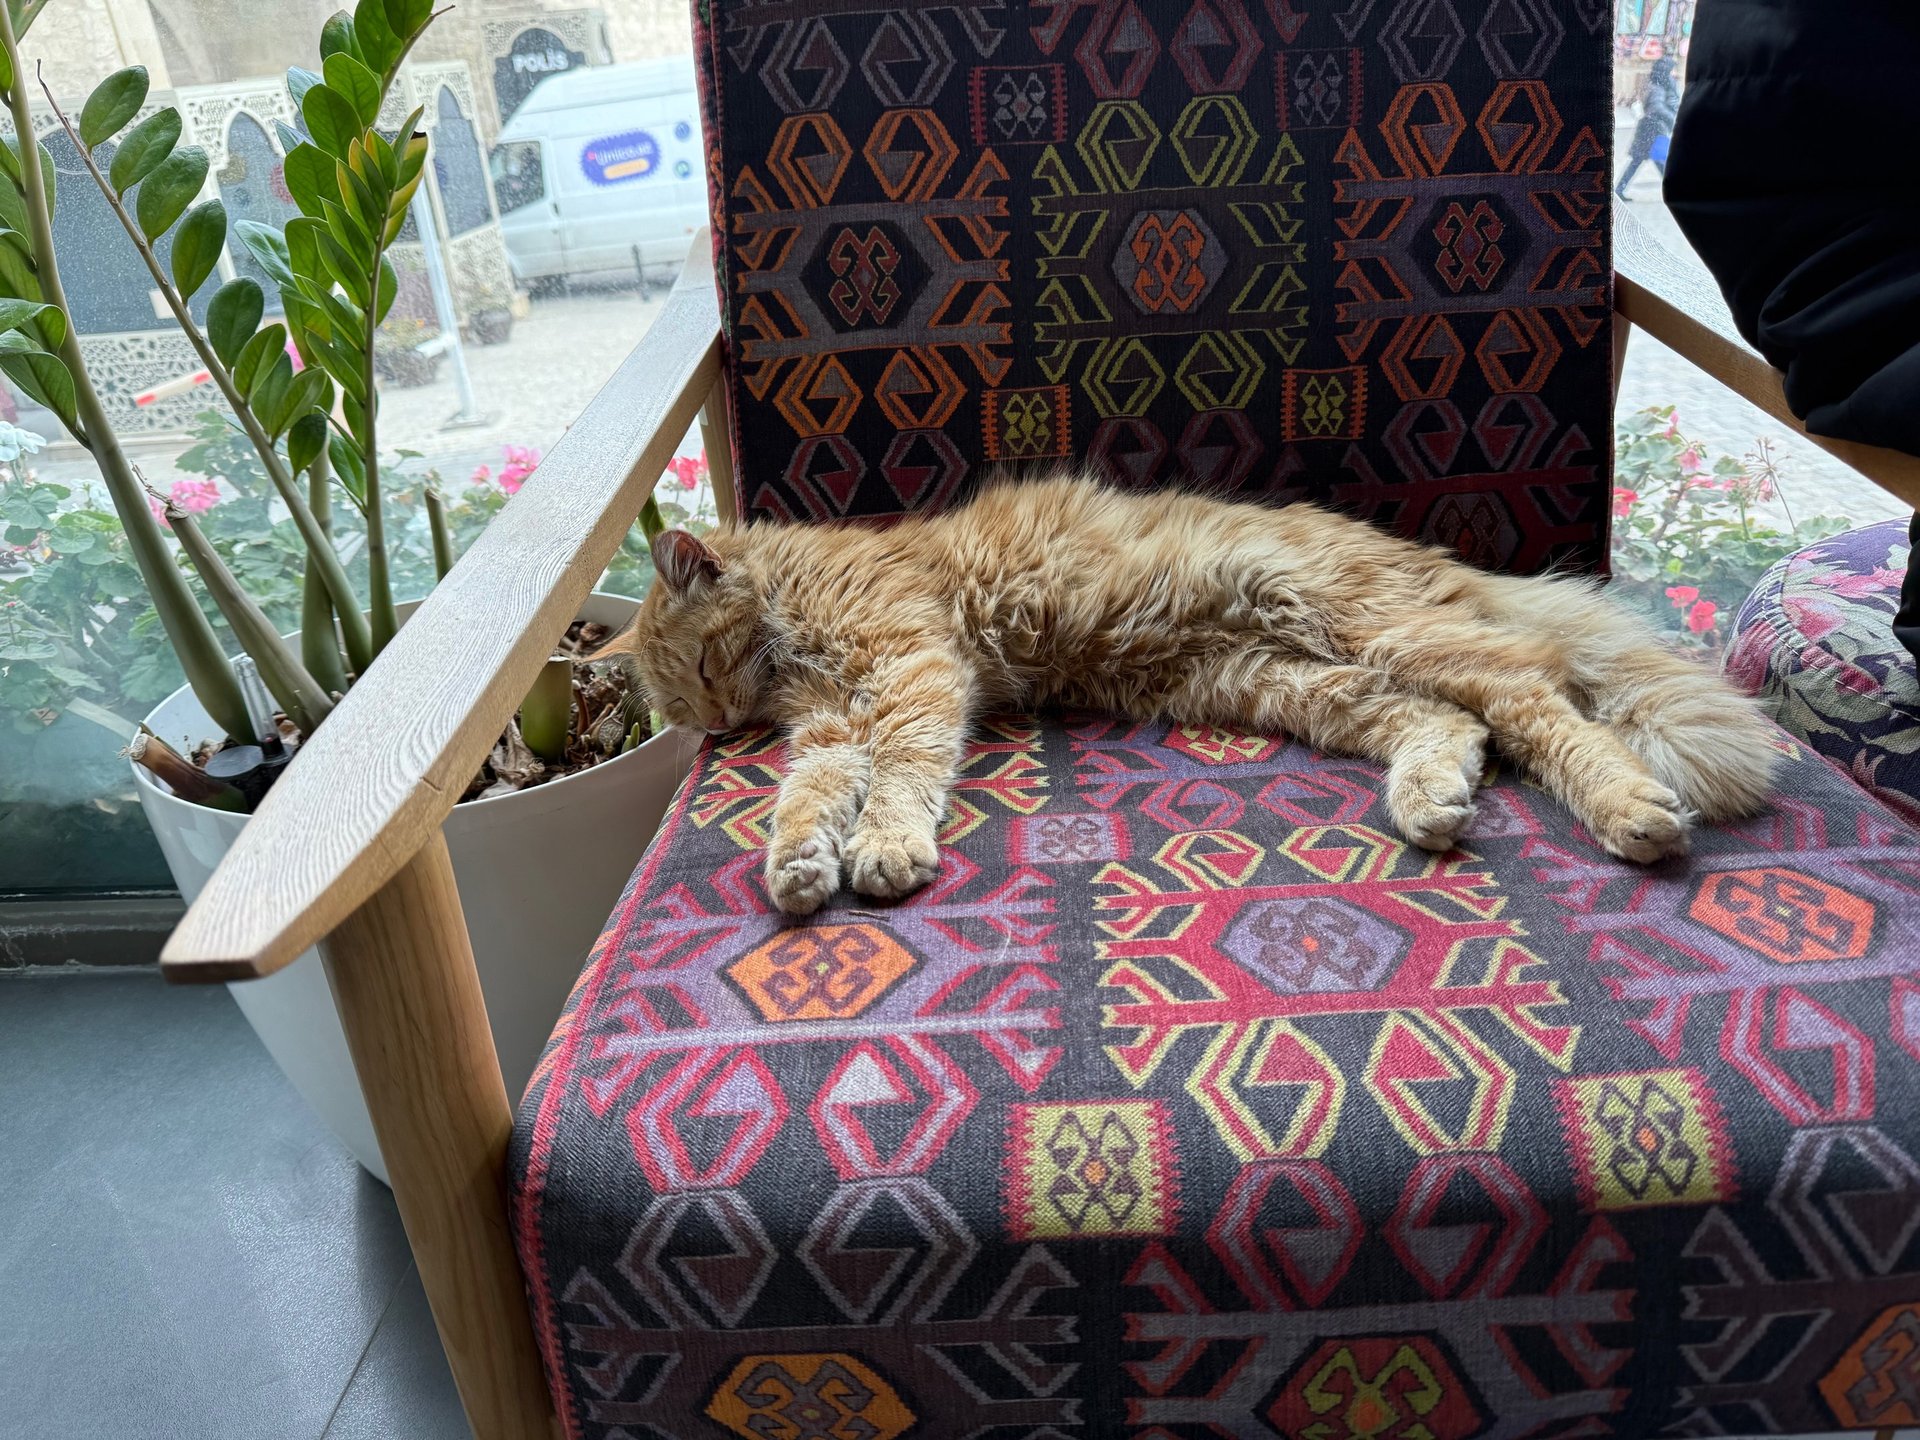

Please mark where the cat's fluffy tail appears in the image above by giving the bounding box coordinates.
[1484,574,1779,823]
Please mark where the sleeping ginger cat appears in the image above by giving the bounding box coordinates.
[603,473,1775,916]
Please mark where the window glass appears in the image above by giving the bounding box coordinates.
[490,141,546,216]
[2,0,704,896]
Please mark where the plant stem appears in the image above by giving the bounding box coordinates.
[39,73,375,677]
[128,730,247,811]
[361,327,394,652]
[162,495,333,737]
[301,447,350,695]
[424,485,454,579]
[519,655,571,763]
[0,13,250,740]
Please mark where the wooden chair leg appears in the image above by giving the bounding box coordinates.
[321,833,554,1440]
[700,373,739,524]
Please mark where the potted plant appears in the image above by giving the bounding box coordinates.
[466,278,514,345]
[371,314,442,386]
[0,0,702,1180]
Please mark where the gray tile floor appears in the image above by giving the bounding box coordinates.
[0,970,472,1440]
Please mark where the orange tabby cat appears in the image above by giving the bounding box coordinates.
[603,473,1775,915]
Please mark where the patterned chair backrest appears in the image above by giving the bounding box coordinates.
[693,0,1614,574]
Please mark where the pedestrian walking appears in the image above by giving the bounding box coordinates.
[1617,56,1680,198]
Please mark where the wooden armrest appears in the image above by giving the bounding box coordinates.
[162,238,724,983]
[1613,203,1920,509]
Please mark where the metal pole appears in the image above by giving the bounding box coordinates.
[411,185,484,427]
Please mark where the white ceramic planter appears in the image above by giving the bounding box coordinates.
[131,593,699,1184]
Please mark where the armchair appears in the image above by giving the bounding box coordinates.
[164,7,1920,1439]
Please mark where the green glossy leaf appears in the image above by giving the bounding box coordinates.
[206,278,264,366]
[320,11,361,63]
[309,334,367,402]
[108,108,181,194]
[342,391,369,448]
[288,410,330,472]
[7,0,52,41]
[328,431,366,502]
[274,119,306,154]
[365,129,398,187]
[375,255,397,325]
[0,332,76,433]
[0,40,10,93]
[301,82,361,159]
[233,219,297,291]
[0,298,65,349]
[169,199,227,299]
[233,322,287,395]
[274,366,334,437]
[282,291,333,347]
[321,198,371,264]
[396,125,428,184]
[353,0,402,76]
[336,157,379,235]
[324,52,381,128]
[286,65,323,111]
[282,143,333,219]
[0,230,41,303]
[382,0,432,39]
[80,66,149,148]
[282,215,326,286]
[0,139,56,232]
[318,230,370,306]
[317,289,364,343]
[133,145,209,241]
[250,352,294,422]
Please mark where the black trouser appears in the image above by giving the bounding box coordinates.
[1664,0,1920,664]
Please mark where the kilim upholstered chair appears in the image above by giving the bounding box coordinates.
[163,4,1920,1439]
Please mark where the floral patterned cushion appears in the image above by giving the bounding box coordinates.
[1727,519,1920,823]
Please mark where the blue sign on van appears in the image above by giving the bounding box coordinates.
[581,130,661,186]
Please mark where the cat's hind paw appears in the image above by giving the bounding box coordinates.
[1590,781,1691,865]
[767,833,842,915]
[846,825,939,901]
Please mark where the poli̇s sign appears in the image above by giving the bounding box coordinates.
[581,130,661,187]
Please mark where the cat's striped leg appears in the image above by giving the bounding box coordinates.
[1169,656,1488,853]
[767,710,871,915]
[845,652,972,902]
[1365,623,1690,864]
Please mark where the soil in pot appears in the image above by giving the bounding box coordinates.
[139,620,653,814]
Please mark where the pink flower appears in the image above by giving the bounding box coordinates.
[1678,446,1704,474]
[1783,594,1845,643]
[496,443,541,495]
[667,451,708,491]
[1722,619,1777,694]
[1612,486,1638,519]
[471,463,492,485]
[169,478,220,515]
[1809,566,1903,600]
[1685,599,1718,634]
[1666,584,1699,607]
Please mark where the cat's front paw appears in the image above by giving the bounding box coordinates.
[1589,780,1691,865]
[845,824,939,901]
[766,831,842,915]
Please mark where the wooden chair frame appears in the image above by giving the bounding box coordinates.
[159,215,1920,1440]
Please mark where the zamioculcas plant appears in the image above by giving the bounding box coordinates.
[45,0,445,690]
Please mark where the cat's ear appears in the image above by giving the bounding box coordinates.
[652,529,723,593]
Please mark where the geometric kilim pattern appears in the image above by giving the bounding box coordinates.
[512,713,1920,1439]
[692,0,1616,573]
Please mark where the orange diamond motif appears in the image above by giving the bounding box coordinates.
[1819,1304,1920,1428]
[1688,867,1876,964]
[729,924,917,1023]
[708,1352,915,1440]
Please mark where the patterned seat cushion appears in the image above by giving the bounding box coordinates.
[694,0,1617,574]
[1728,518,1920,825]
[512,715,1920,1440]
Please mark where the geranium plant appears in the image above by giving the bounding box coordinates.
[1610,406,1848,653]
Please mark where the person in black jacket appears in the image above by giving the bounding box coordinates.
[1663,0,1920,663]
[1617,57,1679,200]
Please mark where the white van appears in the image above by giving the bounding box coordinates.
[489,57,708,286]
